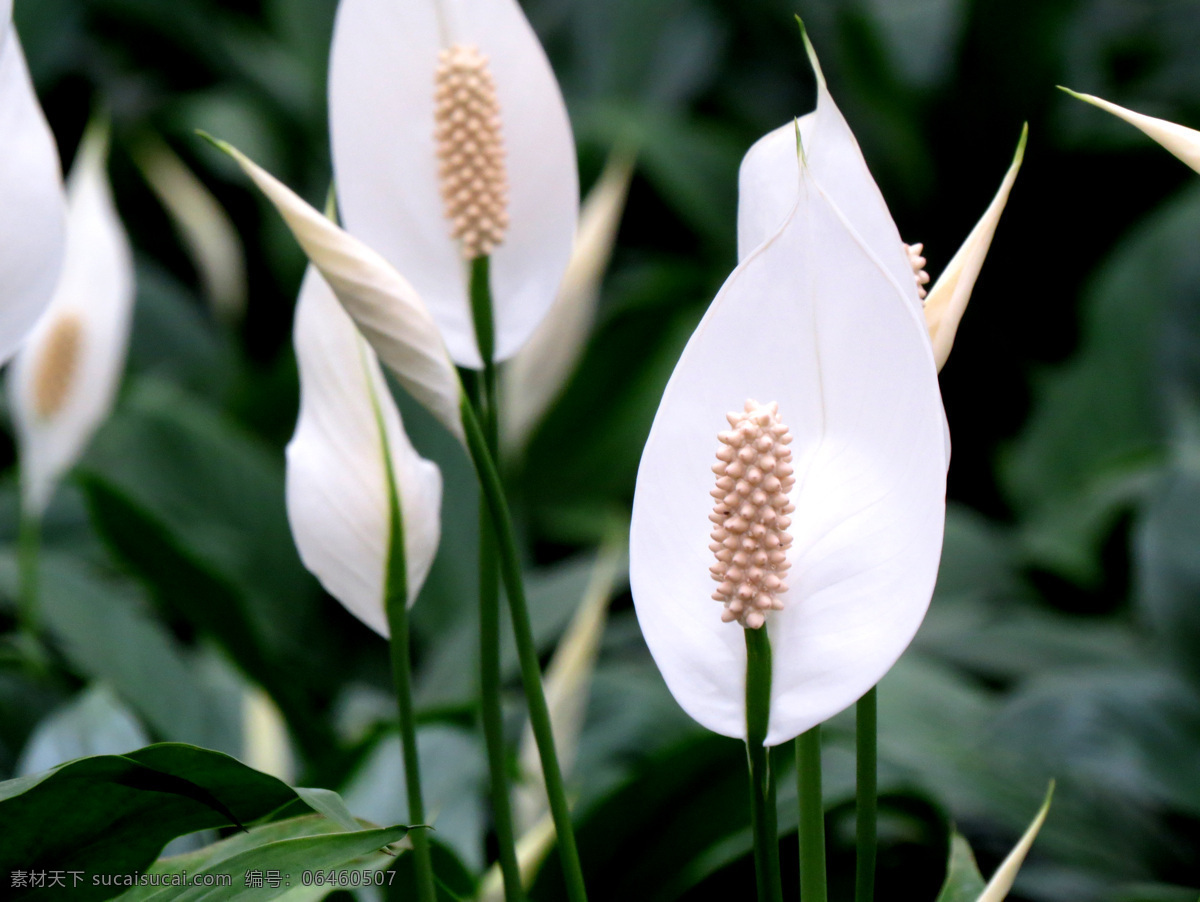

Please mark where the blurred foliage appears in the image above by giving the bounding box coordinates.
[1,0,1200,900]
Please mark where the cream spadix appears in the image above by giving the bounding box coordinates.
[287,268,442,635]
[330,0,578,368]
[1061,87,1200,174]
[209,138,464,444]
[9,122,134,518]
[0,6,66,364]
[630,132,947,746]
[738,31,1026,371]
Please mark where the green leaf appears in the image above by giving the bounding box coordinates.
[1002,184,1200,583]
[16,686,149,776]
[935,832,987,902]
[1134,456,1200,685]
[148,825,406,902]
[0,552,243,754]
[76,379,341,760]
[0,744,307,900]
[116,815,391,902]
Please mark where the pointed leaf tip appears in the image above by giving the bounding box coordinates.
[976,782,1054,902]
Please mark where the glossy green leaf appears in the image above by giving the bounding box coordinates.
[935,833,987,902]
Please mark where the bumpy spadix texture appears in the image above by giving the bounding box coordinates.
[330,0,578,368]
[0,7,66,364]
[287,268,442,635]
[434,43,509,259]
[9,124,134,518]
[904,242,930,301]
[709,401,795,629]
[631,32,948,746]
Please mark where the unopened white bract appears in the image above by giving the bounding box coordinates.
[287,268,442,635]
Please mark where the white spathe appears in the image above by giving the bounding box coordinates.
[924,126,1026,370]
[739,33,1025,373]
[0,7,66,364]
[631,35,948,747]
[1063,87,1200,174]
[9,123,134,518]
[287,268,443,636]
[329,0,579,368]
[213,139,465,444]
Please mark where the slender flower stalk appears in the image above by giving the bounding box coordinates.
[854,687,877,902]
[468,254,525,902]
[796,726,827,902]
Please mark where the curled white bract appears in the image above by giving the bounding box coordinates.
[287,268,442,635]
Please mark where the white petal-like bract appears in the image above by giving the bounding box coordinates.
[0,12,66,364]
[502,151,634,454]
[1063,87,1200,174]
[330,0,579,368]
[632,87,947,745]
[213,139,465,443]
[287,268,443,635]
[9,123,134,517]
[976,784,1053,902]
[925,125,1026,370]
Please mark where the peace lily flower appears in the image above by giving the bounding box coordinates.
[9,121,134,519]
[629,31,948,745]
[286,265,442,635]
[739,93,1026,373]
[1060,87,1200,175]
[0,0,67,364]
[329,0,579,368]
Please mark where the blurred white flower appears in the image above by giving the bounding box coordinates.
[1062,87,1200,174]
[9,121,134,518]
[0,2,66,364]
[132,133,247,326]
[286,266,443,635]
[630,30,948,746]
[329,0,579,368]
[502,151,634,455]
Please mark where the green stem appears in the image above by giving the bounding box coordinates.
[796,727,827,902]
[855,687,878,902]
[371,348,436,902]
[17,507,40,638]
[459,398,589,902]
[744,628,783,902]
[468,255,525,902]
